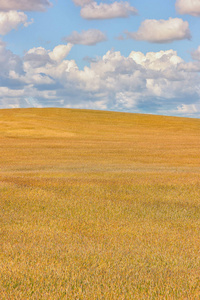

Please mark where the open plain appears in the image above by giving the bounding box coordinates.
[0,108,200,299]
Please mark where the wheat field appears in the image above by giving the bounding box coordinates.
[0,108,200,299]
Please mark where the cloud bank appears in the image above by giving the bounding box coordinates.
[0,42,200,117]
[126,18,191,43]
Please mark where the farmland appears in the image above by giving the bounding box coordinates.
[0,108,200,299]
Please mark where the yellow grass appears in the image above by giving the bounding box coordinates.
[0,108,200,299]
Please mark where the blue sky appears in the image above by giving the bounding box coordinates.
[1,0,200,117]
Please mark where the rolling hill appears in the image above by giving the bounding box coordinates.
[0,108,200,299]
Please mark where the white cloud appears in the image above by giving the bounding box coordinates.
[64,29,106,45]
[49,44,73,62]
[0,11,32,35]
[1,42,200,117]
[126,18,191,43]
[0,0,52,11]
[24,47,52,69]
[24,44,73,70]
[176,0,200,16]
[129,49,183,71]
[80,1,137,20]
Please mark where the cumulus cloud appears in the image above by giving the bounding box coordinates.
[1,41,200,117]
[176,0,200,16]
[64,29,106,46]
[24,47,53,69]
[129,49,183,71]
[49,44,73,62]
[0,11,32,35]
[24,44,73,70]
[126,18,191,43]
[0,0,52,12]
[80,1,137,20]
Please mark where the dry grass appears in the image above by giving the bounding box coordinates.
[0,108,200,299]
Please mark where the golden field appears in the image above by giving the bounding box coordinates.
[0,108,200,299]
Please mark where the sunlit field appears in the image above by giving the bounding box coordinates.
[0,108,200,299]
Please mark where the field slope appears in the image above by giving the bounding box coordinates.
[0,108,200,299]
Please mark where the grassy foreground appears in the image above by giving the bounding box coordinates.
[0,108,200,299]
